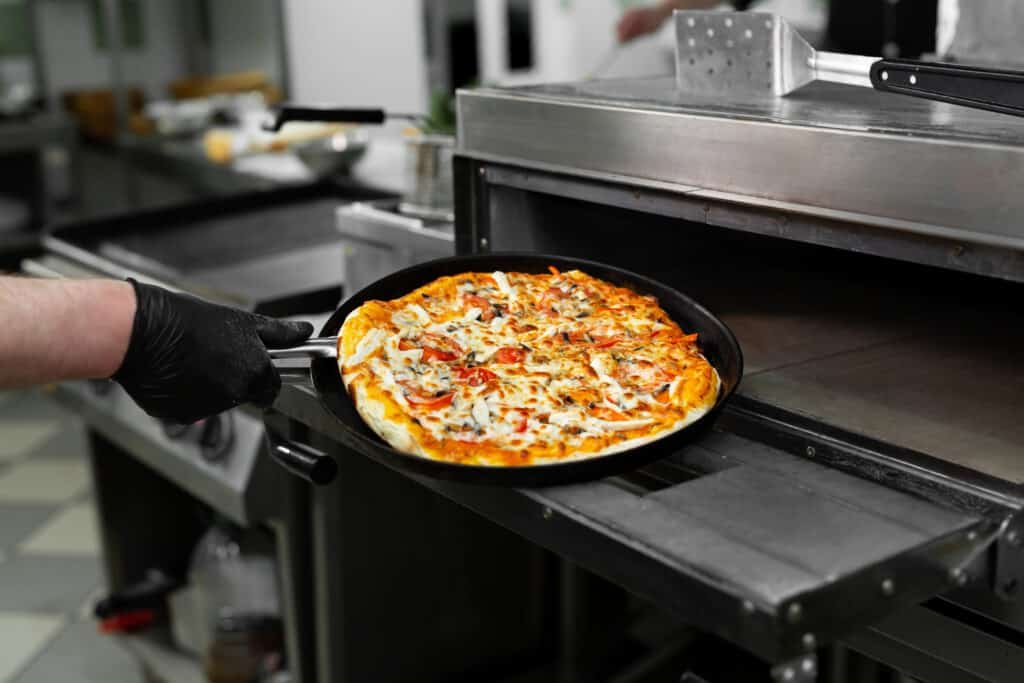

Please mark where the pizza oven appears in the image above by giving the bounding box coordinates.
[266,77,1024,683]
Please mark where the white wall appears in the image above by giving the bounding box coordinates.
[283,0,427,112]
[34,0,188,101]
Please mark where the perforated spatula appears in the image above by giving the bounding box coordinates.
[674,10,1024,117]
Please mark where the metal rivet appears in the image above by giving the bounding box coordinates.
[805,446,815,457]
[726,39,734,48]
[802,633,816,651]
[706,28,715,37]
[1007,529,1021,546]
[967,530,978,542]
[881,578,895,596]
[479,237,489,248]
[781,667,795,681]
[542,507,553,520]
[744,29,753,39]
[687,17,695,27]
[881,71,889,81]
[741,600,756,615]
[478,167,486,176]
[765,20,772,29]
[687,37,695,47]
[801,658,816,674]
[724,17,733,27]
[909,74,918,85]
[786,602,803,624]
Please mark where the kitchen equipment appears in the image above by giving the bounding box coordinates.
[268,252,742,486]
[22,181,392,683]
[264,105,424,132]
[291,129,369,179]
[261,105,456,220]
[335,199,455,297]
[399,133,454,221]
[674,10,1024,117]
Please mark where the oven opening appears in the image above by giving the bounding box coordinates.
[486,184,1024,486]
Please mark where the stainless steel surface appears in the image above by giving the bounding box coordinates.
[292,129,369,179]
[269,337,338,360]
[54,380,275,525]
[399,135,455,222]
[336,199,454,296]
[456,79,1024,267]
[673,11,874,98]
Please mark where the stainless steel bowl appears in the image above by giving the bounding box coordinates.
[292,128,369,178]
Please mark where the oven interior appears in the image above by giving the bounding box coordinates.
[485,184,1024,487]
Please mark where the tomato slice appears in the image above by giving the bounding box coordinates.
[399,334,462,362]
[494,346,526,364]
[462,293,495,321]
[455,366,498,386]
[421,347,458,362]
[593,336,621,349]
[404,391,455,410]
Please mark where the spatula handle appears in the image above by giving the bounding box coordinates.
[265,105,387,131]
[869,59,1024,118]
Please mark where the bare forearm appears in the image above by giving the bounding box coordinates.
[0,277,135,387]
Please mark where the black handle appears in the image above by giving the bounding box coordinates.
[94,569,182,619]
[870,59,1024,118]
[266,433,337,485]
[265,105,387,131]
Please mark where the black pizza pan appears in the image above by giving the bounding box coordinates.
[274,253,743,487]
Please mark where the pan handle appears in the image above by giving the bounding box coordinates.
[265,429,338,486]
[268,336,338,361]
[869,58,1024,118]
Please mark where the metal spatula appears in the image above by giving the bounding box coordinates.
[674,10,1024,118]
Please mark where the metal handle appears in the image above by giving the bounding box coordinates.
[265,431,337,486]
[869,58,1024,118]
[811,51,876,89]
[264,104,426,132]
[268,337,338,361]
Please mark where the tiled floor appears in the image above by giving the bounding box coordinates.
[0,389,139,682]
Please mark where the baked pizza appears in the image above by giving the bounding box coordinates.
[338,267,719,466]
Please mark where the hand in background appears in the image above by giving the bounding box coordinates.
[617,4,672,43]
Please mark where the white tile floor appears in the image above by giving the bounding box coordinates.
[0,389,138,682]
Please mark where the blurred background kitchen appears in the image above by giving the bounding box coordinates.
[0,1,1018,682]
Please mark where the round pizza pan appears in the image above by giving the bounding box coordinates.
[308,253,743,486]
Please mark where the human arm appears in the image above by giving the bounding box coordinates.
[0,276,313,423]
[0,276,135,386]
[617,0,753,43]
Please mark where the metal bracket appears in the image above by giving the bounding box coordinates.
[771,654,818,682]
[994,516,1024,601]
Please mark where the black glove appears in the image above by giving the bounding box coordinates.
[113,280,314,424]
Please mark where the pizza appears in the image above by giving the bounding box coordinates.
[337,267,719,466]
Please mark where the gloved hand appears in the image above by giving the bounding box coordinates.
[113,280,314,424]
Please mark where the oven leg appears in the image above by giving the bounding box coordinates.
[772,654,818,682]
